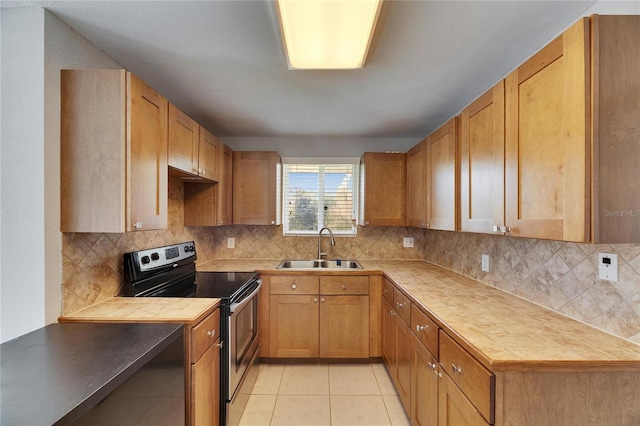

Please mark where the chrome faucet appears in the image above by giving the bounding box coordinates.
[317,227,335,260]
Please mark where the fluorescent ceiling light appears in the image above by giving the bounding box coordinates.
[276,0,383,70]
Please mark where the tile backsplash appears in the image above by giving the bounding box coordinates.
[424,230,640,344]
[61,177,216,315]
[61,179,640,345]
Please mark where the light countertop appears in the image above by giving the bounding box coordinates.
[200,258,640,371]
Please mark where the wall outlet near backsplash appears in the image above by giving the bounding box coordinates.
[403,237,414,248]
[598,253,618,281]
[228,238,235,249]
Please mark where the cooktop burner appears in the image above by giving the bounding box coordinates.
[195,271,259,300]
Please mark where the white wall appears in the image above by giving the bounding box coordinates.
[0,7,120,342]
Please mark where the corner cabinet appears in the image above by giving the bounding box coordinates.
[233,151,281,225]
[61,69,168,232]
[183,142,233,226]
[361,152,407,226]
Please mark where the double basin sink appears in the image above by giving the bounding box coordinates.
[277,259,363,270]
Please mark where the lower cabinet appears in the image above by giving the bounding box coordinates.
[439,372,489,426]
[395,313,412,413]
[266,275,372,358]
[411,334,438,426]
[382,298,396,367]
[188,308,222,425]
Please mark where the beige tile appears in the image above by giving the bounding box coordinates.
[329,364,380,395]
[279,364,329,395]
[382,394,411,426]
[239,394,277,426]
[271,395,330,425]
[252,364,284,394]
[331,395,391,426]
[371,363,397,396]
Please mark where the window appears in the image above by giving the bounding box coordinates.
[282,161,359,235]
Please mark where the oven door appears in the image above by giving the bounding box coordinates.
[228,279,262,401]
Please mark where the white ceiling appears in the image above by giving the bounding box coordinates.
[3,0,612,138]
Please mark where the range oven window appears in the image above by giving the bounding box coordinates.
[234,293,257,364]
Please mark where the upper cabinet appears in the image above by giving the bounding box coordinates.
[183,142,233,227]
[61,70,168,232]
[505,18,590,242]
[591,15,640,243]
[233,151,281,225]
[459,81,505,234]
[168,104,220,182]
[406,141,427,228]
[361,152,407,226]
[425,118,458,231]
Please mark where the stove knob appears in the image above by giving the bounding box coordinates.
[141,256,151,265]
[150,252,160,261]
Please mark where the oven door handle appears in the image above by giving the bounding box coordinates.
[229,278,262,313]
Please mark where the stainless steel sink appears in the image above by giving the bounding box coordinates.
[276,259,363,270]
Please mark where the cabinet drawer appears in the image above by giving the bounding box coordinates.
[393,288,411,324]
[411,304,438,359]
[382,279,394,303]
[270,276,319,294]
[191,309,220,363]
[320,276,369,295]
[439,331,494,424]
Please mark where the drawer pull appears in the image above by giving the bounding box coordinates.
[314,297,318,303]
[390,309,397,316]
[416,324,429,332]
[217,341,224,349]
[342,284,347,290]
[396,302,406,308]
[292,284,297,289]
[428,361,437,370]
[321,297,325,303]
[451,364,462,374]
[206,330,216,337]
[384,289,390,293]
[436,370,442,378]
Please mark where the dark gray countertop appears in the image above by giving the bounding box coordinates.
[1,322,183,425]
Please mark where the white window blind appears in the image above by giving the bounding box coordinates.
[283,163,358,235]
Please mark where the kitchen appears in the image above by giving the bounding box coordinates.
[2,1,640,425]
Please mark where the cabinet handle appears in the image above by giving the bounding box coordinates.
[321,297,325,303]
[435,370,442,378]
[314,297,318,303]
[342,284,347,290]
[427,361,437,370]
[396,302,406,308]
[271,220,275,225]
[292,284,297,289]
[416,324,429,332]
[390,309,397,317]
[451,364,462,374]
[383,288,389,294]
[206,330,216,337]
[365,221,370,225]
[219,221,224,225]
[217,341,224,349]
[201,169,205,175]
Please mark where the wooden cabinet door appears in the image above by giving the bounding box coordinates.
[412,335,438,426]
[460,81,505,234]
[216,143,233,225]
[382,298,396,368]
[362,152,407,226]
[425,117,458,231]
[191,342,219,426]
[438,373,488,426]
[233,151,281,225]
[168,104,199,175]
[395,315,412,414]
[505,18,589,242]
[198,127,221,182]
[127,72,168,231]
[407,140,428,228]
[319,295,369,358]
[269,295,319,357]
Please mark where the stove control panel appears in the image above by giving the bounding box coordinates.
[135,241,197,272]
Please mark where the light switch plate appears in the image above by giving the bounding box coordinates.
[598,253,618,281]
[403,237,414,248]
[228,238,235,249]
[481,254,490,272]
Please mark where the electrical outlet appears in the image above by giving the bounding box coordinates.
[403,237,414,248]
[227,238,235,249]
[598,253,618,281]
[481,254,490,272]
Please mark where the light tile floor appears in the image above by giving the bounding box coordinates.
[239,363,410,426]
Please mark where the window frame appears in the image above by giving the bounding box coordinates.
[281,158,360,236]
